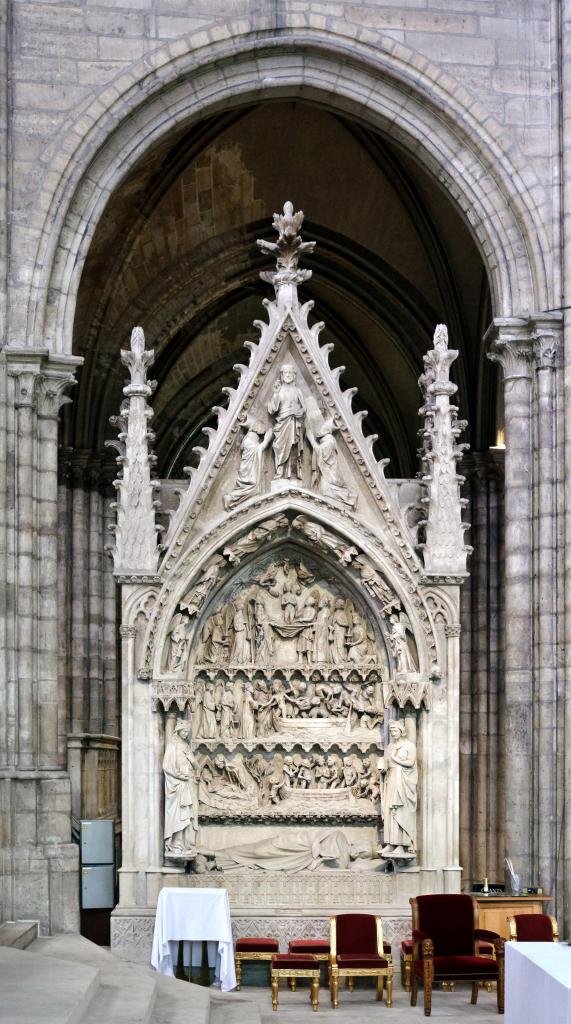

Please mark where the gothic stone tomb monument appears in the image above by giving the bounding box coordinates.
[109,203,470,958]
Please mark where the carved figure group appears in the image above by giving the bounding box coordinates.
[197,749,381,813]
[190,675,383,740]
[194,560,379,671]
[222,363,359,508]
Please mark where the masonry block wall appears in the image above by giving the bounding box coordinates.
[0,0,568,933]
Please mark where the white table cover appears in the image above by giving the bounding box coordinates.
[506,942,571,1024]
[151,887,236,991]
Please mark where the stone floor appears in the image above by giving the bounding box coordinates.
[245,981,502,1022]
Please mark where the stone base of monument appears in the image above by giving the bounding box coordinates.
[110,864,461,965]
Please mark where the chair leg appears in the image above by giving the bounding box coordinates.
[311,977,319,1012]
[377,975,384,1001]
[347,976,354,991]
[411,971,418,1007]
[289,977,297,991]
[331,972,339,1009]
[402,957,412,992]
[471,981,479,1005]
[386,972,393,1008]
[235,959,242,991]
[423,958,433,1016]
[271,975,279,1011]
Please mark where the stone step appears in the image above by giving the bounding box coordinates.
[0,919,39,949]
[0,945,100,1024]
[25,932,261,1024]
[30,935,158,1024]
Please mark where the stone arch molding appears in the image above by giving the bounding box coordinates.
[26,20,549,353]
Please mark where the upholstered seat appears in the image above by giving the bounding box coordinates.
[337,954,389,969]
[508,913,559,942]
[410,895,505,1016]
[288,939,330,957]
[329,913,393,1008]
[236,937,279,951]
[413,955,499,978]
[234,936,279,989]
[270,953,320,1011]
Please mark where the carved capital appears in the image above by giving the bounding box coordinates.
[488,335,533,381]
[119,625,137,638]
[37,369,77,418]
[532,330,559,370]
[444,623,462,637]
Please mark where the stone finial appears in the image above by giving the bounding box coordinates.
[418,323,471,575]
[257,201,316,304]
[107,326,160,575]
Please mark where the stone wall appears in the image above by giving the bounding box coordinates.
[0,0,568,932]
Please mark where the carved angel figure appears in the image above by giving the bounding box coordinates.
[267,363,306,479]
[308,419,357,508]
[180,557,225,617]
[224,416,273,510]
[163,721,198,858]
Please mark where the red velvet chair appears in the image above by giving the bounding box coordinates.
[410,895,505,1016]
[329,913,393,1008]
[508,914,559,942]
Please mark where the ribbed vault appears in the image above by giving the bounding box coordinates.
[67,100,492,481]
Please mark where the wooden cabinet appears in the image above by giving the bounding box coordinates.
[476,895,552,939]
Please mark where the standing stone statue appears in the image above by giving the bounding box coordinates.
[380,720,417,858]
[230,598,253,664]
[331,598,349,664]
[308,419,357,508]
[313,596,332,662]
[224,416,273,510]
[163,721,198,858]
[388,613,417,675]
[267,363,306,479]
[166,611,190,672]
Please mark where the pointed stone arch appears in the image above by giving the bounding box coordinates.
[20,21,549,355]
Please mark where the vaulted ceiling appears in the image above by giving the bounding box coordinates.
[68,100,493,480]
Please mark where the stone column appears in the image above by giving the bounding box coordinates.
[487,319,534,886]
[0,348,81,934]
[532,324,560,898]
[37,373,76,768]
[70,453,89,734]
[103,490,119,737]
[87,462,104,734]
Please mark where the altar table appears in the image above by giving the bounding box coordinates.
[150,887,236,991]
[505,941,571,1024]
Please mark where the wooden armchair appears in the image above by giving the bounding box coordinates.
[508,913,559,942]
[329,913,393,1008]
[410,894,505,1016]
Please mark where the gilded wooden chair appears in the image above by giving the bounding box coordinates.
[329,913,393,1008]
[410,894,505,1016]
[508,914,559,942]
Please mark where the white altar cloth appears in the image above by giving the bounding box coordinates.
[506,942,571,1024]
[151,887,236,991]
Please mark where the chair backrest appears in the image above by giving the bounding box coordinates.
[509,914,558,942]
[330,914,381,956]
[412,894,477,956]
